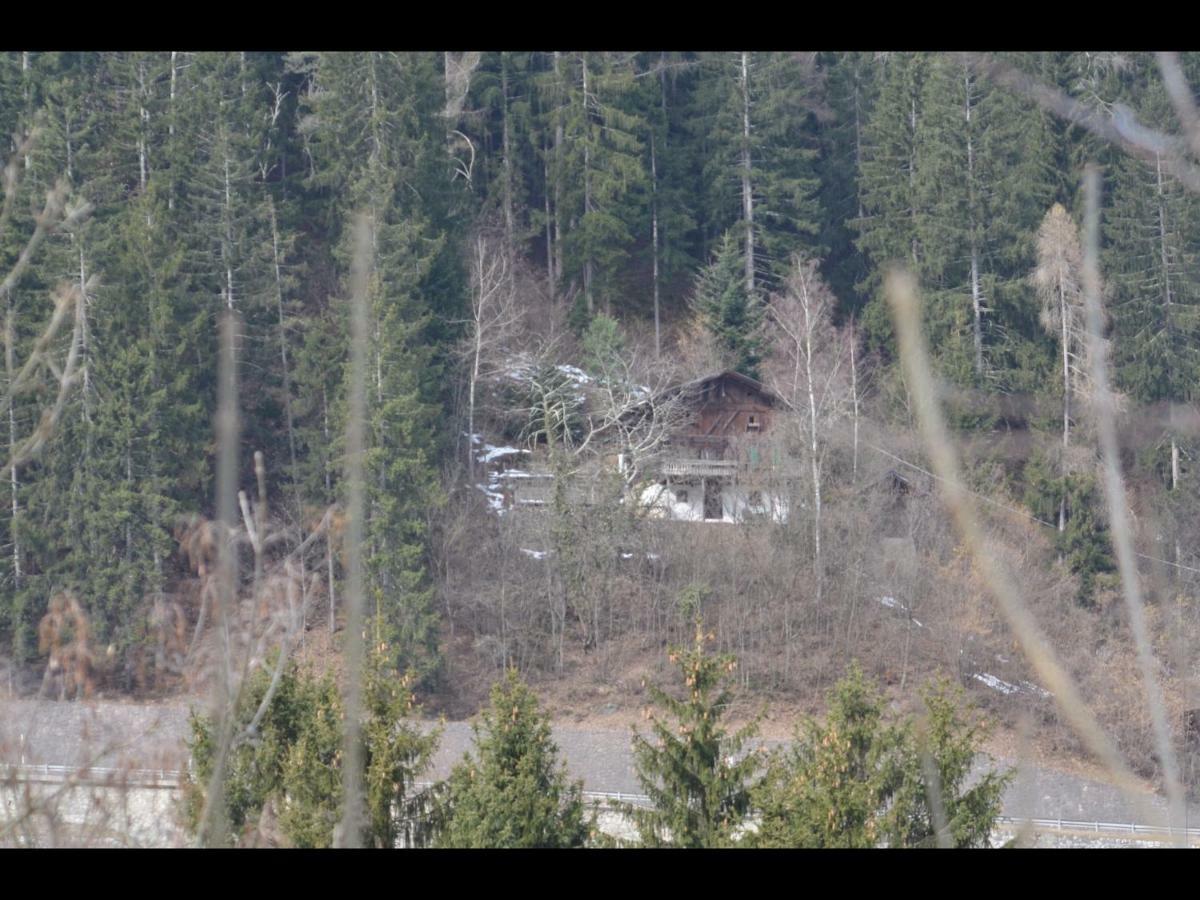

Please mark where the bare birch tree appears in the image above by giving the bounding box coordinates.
[460,233,522,484]
[767,256,850,617]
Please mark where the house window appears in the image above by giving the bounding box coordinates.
[747,414,760,432]
[675,489,689,504]
[748,490,763,507]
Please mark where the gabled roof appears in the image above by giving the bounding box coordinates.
[673,369,781,406]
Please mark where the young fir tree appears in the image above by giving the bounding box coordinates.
[753,662,901,848]
[1023,458,1116,606]
[879,679,1010,848]
[753,665,1009,848]
[628,615,762,847]
[435,668,589,848]
[185,652,437,848]
[692,229,764,378]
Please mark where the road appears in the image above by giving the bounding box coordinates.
[4,697,1199,844]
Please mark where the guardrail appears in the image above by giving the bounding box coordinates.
[7,766,1197,843]
[995,815,1200,841]
[2,764,184,788]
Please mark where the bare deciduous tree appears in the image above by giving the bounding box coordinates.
[460,232,523,484]
[766,255,851,617]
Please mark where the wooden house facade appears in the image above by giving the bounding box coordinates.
[641,370,790,523]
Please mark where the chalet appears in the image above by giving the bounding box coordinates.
[491,367,792,523]
[640,370,790,523]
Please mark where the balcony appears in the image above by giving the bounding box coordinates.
[659,458,740,478]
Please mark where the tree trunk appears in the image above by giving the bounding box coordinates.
[850,316,860,482]
[222,148,235,311]
[269,199,299,487]
[5,294,19,594]
[651,131,661,359]
[553,52,564,293]
[964,72,983,377]
[1172,435,1180,492]
[501,54,514,250]
[544,146,554,298]
[969,247,984,376]
[1060,276,1071,452]
[1155,153,1178,491]
[322,385,336,632]
[582,56,594,317]
[169,51,177,211]
[740,52,755,298]
[802,292,822,615]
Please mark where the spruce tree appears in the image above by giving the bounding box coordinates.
[854,52,928,358]
[554,52,646,326]
[436,668,588,848]
[185,652,437,848]
[753,665,1009,848]
[1104,73,1200,490]
[628,616,761,847]
[304,51,456,682]
[692,230,764,378]
[912,55,1056,388]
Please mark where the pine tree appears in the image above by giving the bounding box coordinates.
[628,615,761,847]
[436,669,589,848]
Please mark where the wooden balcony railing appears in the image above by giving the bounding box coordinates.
[659,458,740,478]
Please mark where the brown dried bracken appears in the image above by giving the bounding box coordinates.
[37,592,94,701]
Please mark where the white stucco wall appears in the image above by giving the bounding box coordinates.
[638,482,787,524]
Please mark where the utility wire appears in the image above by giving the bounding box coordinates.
[860,438,1200,578]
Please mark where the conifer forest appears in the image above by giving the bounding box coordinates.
[6,51,1200,847]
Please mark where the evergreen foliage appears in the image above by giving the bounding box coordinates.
[435,668,589,848]
[692,230,765,378]
[628,615,762,847]
[4,52,1200,769]
[184,653,437,847]
[753,664,1009,847]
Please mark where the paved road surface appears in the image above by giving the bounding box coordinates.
[4,697,1198,834]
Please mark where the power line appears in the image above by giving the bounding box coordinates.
[860,439,1200,578]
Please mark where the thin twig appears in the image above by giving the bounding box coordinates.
[1080,164,1186,842]
[886,268,1156,823]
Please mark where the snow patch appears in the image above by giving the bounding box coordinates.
[973,671,1051,699]
[555,364,592,385]
[974,673,1020,695]
[475,483,506,513]
[477,444,529,464]
[878,595,923,628]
